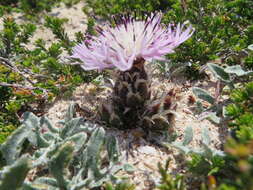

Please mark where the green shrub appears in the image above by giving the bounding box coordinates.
[226,82,253,142]
[85,0,253,79]
[0,0,80,16]
[0,0,18,6]
[83,0,171,20]
[186,81,253,189]
[0,17,99,143]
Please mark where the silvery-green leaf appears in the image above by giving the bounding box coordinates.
[70,180,89,190]
[49,142,74,189]
[196,101,204,112]
[23,112,49,148]
[208,113,221,124]
[207,63,230,82]
[201,143,213,158]
[22,183,44,190]
[43,132,56,141]
[65,133,87,152]
[60,117,83,138]
[64,103,76,123]
[40,116,59,133]
[183,127,193,146]
[123,164,135,173]
[22,112,39,146]
[248,44,253,51]
[192,87,215,104]
[201,127,211,145]
[0,157,30,190]
[0,125,28,165]
[171,142,192,154]
[83,128,105,178]
[222,106,228,118]
[34,177,58,187]
[107,136,120,163]
[224,65,247,76]
[198,112,221,124]
[32,144,55,167]
[212,149,225,157]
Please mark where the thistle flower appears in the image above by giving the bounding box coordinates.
[71,13,194,71]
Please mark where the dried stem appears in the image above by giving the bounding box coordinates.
[0,82,48,98]
[0,57,49,98]
[0,56,35,85]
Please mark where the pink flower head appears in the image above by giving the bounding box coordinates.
[71,13,194,71]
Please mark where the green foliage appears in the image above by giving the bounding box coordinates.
[188,153,225,177]
[192,63,253,124]
[186,81,253,189]
[0,0,80,16]
[83,0,171,20]
[192,87,215,104]
[1,1,253,190]
[105,182,136,190]
[169,126,224,157]
[0,104,131,189]
[0,16,99,143]
[0,17,37,143]
[19,0,61,15]
[220,139,253,190]
[85,0,253,79]
[0,157,30,190]
[202,81,253,189]
[226,82,253,143]
[157,160,186,190]
[0,0,18,6]
[162,0,253,78]
[44,16,74,53]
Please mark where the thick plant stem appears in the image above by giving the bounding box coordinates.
[100,58,177,132]
[112,58,151,128]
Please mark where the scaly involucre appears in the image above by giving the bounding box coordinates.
[71,13,194,71]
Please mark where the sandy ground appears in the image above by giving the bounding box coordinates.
[45,66,226,189]
[0,1,87,47]
[1,2,227,189]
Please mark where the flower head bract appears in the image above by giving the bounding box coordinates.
[71,13,194,71]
